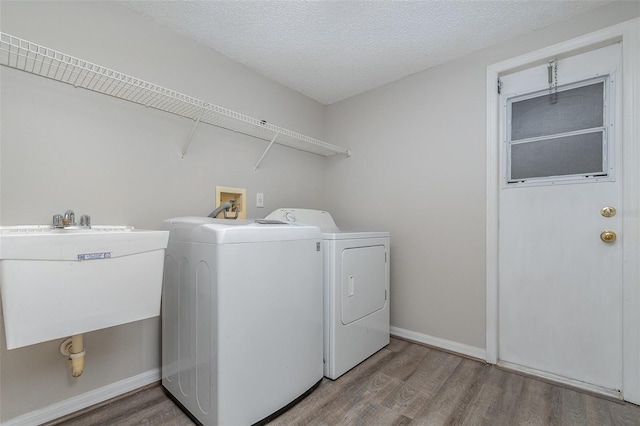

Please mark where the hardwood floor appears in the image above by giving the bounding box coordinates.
[51,338,640,425]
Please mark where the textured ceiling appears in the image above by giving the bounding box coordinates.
[122,1,611,105]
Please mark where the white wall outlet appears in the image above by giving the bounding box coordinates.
[256,192,264,208]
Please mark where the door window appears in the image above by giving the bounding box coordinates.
[506,77,612,185]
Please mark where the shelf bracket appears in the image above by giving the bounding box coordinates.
[253,132,279,171]
[181,110,205,159]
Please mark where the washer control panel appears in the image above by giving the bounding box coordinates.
[265,208,340,233]
[285,212,297,223]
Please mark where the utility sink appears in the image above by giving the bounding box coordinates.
[0,225,169,349]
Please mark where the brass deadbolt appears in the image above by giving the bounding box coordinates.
[600,206,617,218]
[600,230,617,243]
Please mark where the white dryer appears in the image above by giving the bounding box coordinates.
[162,217,323,425]
[265,209,390,380]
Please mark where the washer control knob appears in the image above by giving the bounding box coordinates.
[285,212,296,223]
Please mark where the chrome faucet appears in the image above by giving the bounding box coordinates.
[52,214,63,228]
[52,210,91,228]
[80,214,91,227]
[63,210,76,227]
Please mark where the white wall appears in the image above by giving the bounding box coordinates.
[324,1,640,351]
[0,1,328,421]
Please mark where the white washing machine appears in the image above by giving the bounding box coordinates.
[161,217,323,425]
[265,209,390,380]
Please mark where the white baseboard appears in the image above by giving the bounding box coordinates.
[3,368,161,426]
[390,326,486,361]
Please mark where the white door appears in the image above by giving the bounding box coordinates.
[498,43,622,391]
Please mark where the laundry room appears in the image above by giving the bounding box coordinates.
[1,1,639,424]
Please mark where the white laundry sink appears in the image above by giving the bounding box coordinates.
[0,225,169,349]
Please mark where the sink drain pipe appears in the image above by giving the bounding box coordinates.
[60,335,85,377]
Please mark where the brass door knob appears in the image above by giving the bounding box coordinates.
[600,230,617,243]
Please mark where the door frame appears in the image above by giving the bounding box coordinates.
[486,18,640,403]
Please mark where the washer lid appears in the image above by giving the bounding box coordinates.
[163,216,321,244]
[265,208,340,232]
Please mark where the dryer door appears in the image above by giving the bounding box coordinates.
[341,245,387,325]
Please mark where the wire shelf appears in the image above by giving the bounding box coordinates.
[0,32,351,158]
